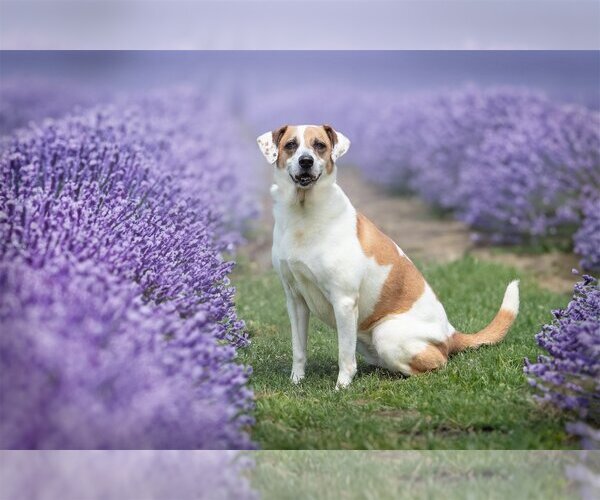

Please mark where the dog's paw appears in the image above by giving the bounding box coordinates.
[290,370,305,384]
[335,374,354,390]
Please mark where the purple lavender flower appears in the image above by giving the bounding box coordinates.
[344,86,600,265]
[565,424,600,498]
[566,422,600,450]
[0,89,256,448]
[565,453,600,500]
[524,275,600,425]
[459,96,600,247]
[575,196,600,271]
[0,261,253,449]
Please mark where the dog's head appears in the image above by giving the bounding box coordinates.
[257,125,350,189]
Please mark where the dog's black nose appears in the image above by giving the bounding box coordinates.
[298,155,314,169]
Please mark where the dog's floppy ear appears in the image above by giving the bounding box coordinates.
[257,125,288,164]
[323,124,350,162]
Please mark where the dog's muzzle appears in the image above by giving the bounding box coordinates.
[291,172,321,188]
[292,155,320,187]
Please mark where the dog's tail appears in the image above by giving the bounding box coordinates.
[448,280,520,354]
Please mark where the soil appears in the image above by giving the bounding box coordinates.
[240,167,579,294]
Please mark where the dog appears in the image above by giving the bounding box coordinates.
[257,124,519,389]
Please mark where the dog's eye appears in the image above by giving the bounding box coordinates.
[284,141,297,150]
[314,141,326,151]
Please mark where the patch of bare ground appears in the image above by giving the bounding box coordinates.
[374,408,421,420]
[468,248,579,295]
[240,167,579,294]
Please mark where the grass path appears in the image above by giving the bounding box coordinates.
[235,257,573,449]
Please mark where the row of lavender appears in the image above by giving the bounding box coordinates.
[358,87,600,269]
[525,274,599,447]
[0,88,257,449]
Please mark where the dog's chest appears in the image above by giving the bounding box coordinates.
[281,258,337,327]
[271,199,395,331]
[274,225,342,327]
[273,216,355,327]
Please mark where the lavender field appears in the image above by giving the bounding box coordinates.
[0,51,598,452]
[1,87,256,448]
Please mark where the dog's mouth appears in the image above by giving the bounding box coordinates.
[291,172,321,188]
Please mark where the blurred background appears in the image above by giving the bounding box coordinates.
[1,50,599,127]
[2,51,599,102]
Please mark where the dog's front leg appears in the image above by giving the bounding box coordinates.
[283,285,309,384]
[333,296,358,389]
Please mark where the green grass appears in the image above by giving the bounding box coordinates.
[250,451,580,499]
[234,257,575,449]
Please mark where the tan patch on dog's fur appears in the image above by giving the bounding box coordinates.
[302,125,336,174]
[449,309,516,353]
[275,125,295,169]
[411,305,515,374]
[322,124,338,149]
[409,343,448,374]
[356,213,426,330]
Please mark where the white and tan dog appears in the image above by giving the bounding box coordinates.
[257,124,519,389]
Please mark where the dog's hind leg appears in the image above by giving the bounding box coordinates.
[408,343,448,374]
[372,316,449,376]
[356,338,383,367]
